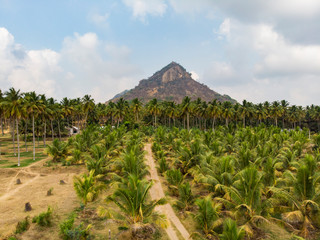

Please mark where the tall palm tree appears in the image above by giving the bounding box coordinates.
[147,98,160,127]
[131,98,142,122]
[181,96,192,130]
[82,95,95,128]
[25,92,44,161]
[207,100,221,131]
[222,101,234,127]
[2,88,24,166]
[114,98,129,127]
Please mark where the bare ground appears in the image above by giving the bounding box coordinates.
[0,157,85,239]
[144,143,191,240]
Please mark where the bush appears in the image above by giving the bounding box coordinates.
[59,214,75,239]
[15,217,30,234]
[32,206,53,227]
[59,213,92,240]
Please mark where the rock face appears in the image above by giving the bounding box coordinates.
[111,62,236,103]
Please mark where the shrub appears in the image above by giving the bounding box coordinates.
[59,214,75,239]
[15,217,30,234]
[32,206,53,227]
[59,213,92,240]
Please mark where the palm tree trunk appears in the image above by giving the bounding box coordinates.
[212,117,216,131]
[275,118,278,127]
[25,120,28,152]
[58,120,61,141]
[32,114,35,161]
[16,117,20,167]
[155,115,157,127]
[51,120,54,141]
[187,112,190,131]
[1,117,3,135]
[226,118,229,127]
[243,117,246,128]
[43,120,46,146]
[12,119,16,156]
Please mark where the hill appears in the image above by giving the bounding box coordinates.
[111,62,236,103]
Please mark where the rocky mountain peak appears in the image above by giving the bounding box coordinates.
[110,62,236,103]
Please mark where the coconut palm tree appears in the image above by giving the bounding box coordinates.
[193,196,222,238]
[131,98,142,122]
[114,98,129,127]
[73,170,105,205]
[82,95,95,128]
[147,98,160,127]
[207,100,221,131]
[219,218,245,240]
[181,96,192,130]
[2,88,25,166]
[25,92,45,161]
[105,174,167,227]
[271,155,320,239]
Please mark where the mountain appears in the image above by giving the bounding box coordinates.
[111,62,236,103]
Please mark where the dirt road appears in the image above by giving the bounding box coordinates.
[144,143,191,240]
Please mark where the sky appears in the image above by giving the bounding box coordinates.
[0,0,320,106]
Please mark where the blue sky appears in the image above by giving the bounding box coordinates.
[1,0,320,105]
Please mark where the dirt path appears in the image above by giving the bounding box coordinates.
[144,143,191,240]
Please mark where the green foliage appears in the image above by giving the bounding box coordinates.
[219,218,245,240]
[165,169,183,187]
[15,217,30,234]
[194,196,222,237]
[45,139,68,162]
[157,157,169,174]
[106,174,167,226]
[59,213,92,240]
[73,170,105,205]
[32,206,53,227]
[175,182,194,211]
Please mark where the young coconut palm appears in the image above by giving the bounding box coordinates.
[193,196,222,238]
[216,167,269,237]
[100,174,167,230]
[45,139,68,162]
[219,218,245,240]
[73,170,105,205]
[271,154,320,239]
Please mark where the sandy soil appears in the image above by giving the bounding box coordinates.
[144,143,191,240]
[0,157,85,239]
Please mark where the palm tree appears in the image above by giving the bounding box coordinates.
[193,196,222,238]
[25,92,44,161]
[73,170,105,205]
[270,101,283,127]
[2,88,24,166]
[147,98,160,127]
[114,98,129,127]
[82,95,95,128]
[271,155,320,238]
[45,138,68,162]
[207,100,221,131]
[219,218,245,240]
[222,101,234,127]
[181,96,192,130]
[239,100,251,128]
[131,98,142,122]
[105,174,167,227]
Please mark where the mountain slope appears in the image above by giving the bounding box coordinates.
[111,62,236,103]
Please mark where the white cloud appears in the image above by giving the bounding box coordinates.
[88,12,109,27]
[190,71,199,81]
[0,28,141,103]
[122,0,167,21]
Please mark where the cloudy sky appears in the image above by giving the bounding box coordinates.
[0,0,319,105]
